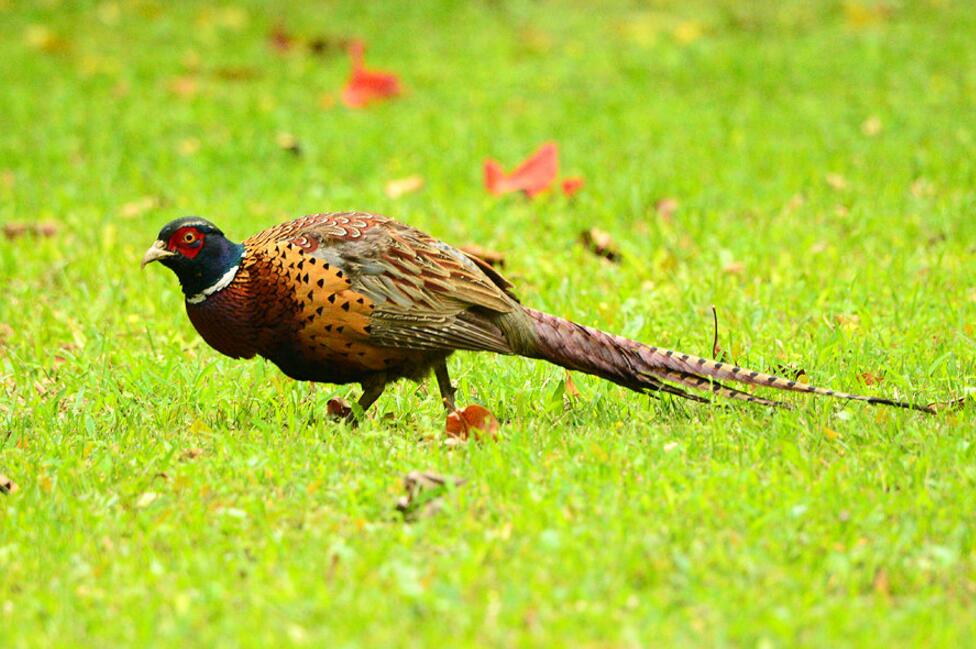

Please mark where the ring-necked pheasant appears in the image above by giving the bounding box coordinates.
[142,212,936,416]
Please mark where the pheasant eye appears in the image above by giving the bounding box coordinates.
[183,232,196,243]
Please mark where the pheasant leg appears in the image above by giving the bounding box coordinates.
[433,360,457,411]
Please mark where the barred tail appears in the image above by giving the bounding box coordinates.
[524,308,934,413]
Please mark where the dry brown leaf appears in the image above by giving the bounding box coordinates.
[2,222,58,239]
[458,244,505,268]
[564,370,581,399]
[181,447,205,461]
[384,175,424,199]
[860,371,885,386]
[445,404,499,441]
[580,228,621,263]
[0,473,18,495]
[926,396,970,413]
[395,470,466,519]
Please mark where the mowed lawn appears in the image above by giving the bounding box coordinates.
[2,1,975,646]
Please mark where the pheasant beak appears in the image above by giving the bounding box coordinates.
[141,240,176,268]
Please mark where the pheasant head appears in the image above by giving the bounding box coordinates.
[141,217,244,303]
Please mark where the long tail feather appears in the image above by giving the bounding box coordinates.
[524,308,934,413]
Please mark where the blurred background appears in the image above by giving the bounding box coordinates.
[2,2,976,646]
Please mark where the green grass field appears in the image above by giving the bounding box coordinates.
[2,1,975,646]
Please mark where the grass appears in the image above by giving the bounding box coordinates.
[2,0,975,646]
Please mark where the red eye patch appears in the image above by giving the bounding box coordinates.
[167,226,205,259]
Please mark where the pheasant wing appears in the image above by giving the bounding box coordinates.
[247,212,517,354]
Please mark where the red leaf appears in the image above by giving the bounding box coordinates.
[561,177,584,197]
[340,40,401,109]
[483,142,559,197]
[327,398,353,419]
[445,404,499,441]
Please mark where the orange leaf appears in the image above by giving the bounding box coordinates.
[483,142,559,197]
[561,177,584,197]
[445,404,499,441]
[340,41,401,108]
[564,370,581,398]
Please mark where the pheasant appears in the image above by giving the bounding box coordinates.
[142,212,936,417]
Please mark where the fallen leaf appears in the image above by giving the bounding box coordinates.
[2,222,58,239]
[181,447,205,461]
[579,227,621,263]
[340,40,401,108]
[327,398,352,419]
[926,395,970,413]
[0,473,18,495]
[484,142,558,197]
[861,115,883,136]
[445,404,499,441]
[276,132,302,156]
[860,371,885,386]
[561,177,584,197]
[395,470,466,519]
[384,175,424,198]
[458,244,505,268]
[655,197,679,221]
[564,370,581,399]
[268,23,294,53]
